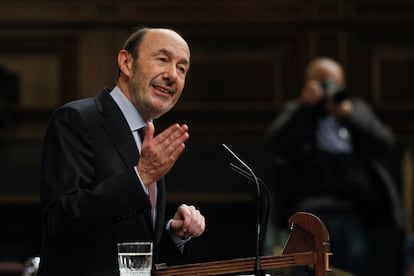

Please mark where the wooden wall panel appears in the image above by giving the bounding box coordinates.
[180,42,295,111]
[307,31,349,66]
[347,29,414,141]
[372,48,414,109]
[351,1,414,21]
[0,31,78,139]
[0,0,413,268]
[0,0,308,24]
[0,0,412,148]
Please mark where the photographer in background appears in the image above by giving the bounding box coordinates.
[266,57,404,275]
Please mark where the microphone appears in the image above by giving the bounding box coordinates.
[222,144,270,276]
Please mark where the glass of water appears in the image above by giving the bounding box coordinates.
[118,242,153,276]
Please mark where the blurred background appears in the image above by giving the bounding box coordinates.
[0,0,413,275]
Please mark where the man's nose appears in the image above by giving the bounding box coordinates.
[162,64,178,82]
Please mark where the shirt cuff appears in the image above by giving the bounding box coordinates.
[166,219,191,252]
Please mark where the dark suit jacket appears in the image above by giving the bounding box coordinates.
[38,88,185,276]
[266,98,405,230]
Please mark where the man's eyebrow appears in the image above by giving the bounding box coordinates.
[159,48,190,66]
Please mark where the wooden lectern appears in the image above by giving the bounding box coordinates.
[155,212,331,275]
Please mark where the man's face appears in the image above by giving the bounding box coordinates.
[128,29,190,120]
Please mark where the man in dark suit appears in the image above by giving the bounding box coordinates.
[38,27,205,276]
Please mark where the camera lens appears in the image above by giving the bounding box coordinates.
[321,79,348,104]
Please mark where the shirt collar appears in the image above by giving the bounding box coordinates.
[109,86,148,131]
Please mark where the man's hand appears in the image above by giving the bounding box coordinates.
[326,99,353,119]
[136,122,189,186]
[170,204,205,240]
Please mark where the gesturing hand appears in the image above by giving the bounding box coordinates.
[136,122,189,186]
[170,204,206,239]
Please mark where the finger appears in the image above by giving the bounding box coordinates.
[175,204,196,234]
[187,209,205,237]
[172,124,189,144]
[144,122,155,142]
[171,219,184,232]
[166,127,189,152]
[160,126,189,158]
[171,136,188,156]
[161,124,189,145]
[180,124,189,133]
[154,123,181,143]
[171,204,190,233]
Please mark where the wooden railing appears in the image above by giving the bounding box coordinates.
[155,212,331,276]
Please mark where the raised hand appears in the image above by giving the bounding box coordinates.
[137,122,189,186]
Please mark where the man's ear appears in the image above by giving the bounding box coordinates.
[118,50,133,78]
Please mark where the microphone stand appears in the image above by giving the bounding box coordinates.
[222,144,268,276]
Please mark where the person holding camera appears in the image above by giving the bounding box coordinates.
[266,57,404,275]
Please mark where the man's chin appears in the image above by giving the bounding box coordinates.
[149,107,170,120]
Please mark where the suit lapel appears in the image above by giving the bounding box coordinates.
[96,88,164,236]
[95,88,156,233]
[95,88,139,167]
